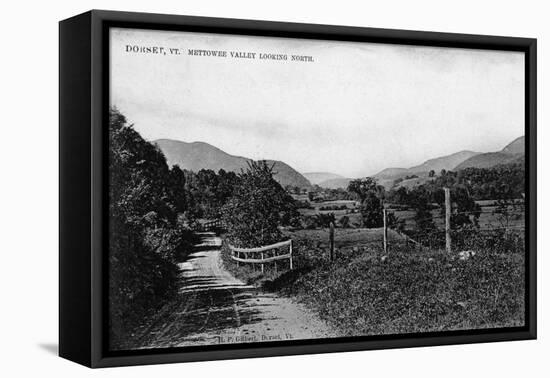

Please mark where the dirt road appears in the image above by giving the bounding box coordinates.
[135,232,334,348]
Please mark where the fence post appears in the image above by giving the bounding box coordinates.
[289,240,293,270]
[260,252,264,273]
[383,208,388,254]
[444,187,452,253]
[329,222,335,262]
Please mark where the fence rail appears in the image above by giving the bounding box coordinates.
[196,218,223,232]
[229,239,293,272]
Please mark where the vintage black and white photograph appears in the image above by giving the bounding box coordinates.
[108,27,526,351]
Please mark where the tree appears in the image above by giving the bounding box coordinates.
[348,178,384,228]
[168,165,187,214]
[221,161,297,247]
[407,185,435,232]
[339,215,350,228]
[109,107,191,347]
[429,170,435,177]
[436,185,481,229]
[493,197,523,228]
[386,212,404,232]
[315,212,336,228]
[348,177,378,201]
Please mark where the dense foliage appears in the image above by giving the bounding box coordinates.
[221,161,297,247]
[384,166,527,235]
[182,168,240,220]
[455,161,525,200]
[109,108,197,348]
[387,162,525,205]
[347,177,384,227]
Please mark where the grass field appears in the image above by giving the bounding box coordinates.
[390,202,525,230]
[297,199,362,227]
[266,235,525,336]
[221,200,526,338]
[297,198,524,231]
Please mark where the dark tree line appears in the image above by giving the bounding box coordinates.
[108,108,245,348]
[454,161,524,200]
[385,163,527,235]
[109,108,199,348]
[180,168,240,221]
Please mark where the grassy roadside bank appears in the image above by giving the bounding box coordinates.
[221,229,525,337]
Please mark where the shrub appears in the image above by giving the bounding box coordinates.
[339,215,350,228]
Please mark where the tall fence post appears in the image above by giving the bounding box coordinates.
[260,252,264,273]
[383,208,388,254]
[444,187,452,253]
[329,222,335,262]
[289,240,293,270]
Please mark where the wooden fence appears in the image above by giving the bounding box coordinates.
[197,218,223,232]
[229,240,293,272]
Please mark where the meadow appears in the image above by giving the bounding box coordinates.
[269,229,524,336]
[221,194,526,337]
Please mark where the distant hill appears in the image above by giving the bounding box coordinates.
[454,152,522,170]
[303,172,344,185]
[154,139,312,189]
[374,168,409,179]
[501,136,525,155]
[315,150,480,190]
[454,136,524,170]
[264,160,313,190]
[317,177,353,190]
[407,150,480,174]
[373,150,480,188]
[155,139,248,172]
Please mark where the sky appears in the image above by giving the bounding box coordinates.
[110,28,525,178]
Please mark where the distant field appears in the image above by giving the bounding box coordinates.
[286,227,404,251]
[295,198,524,232]
[298,199,360,224]
[390,201,525,230]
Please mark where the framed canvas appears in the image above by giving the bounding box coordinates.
[59,10,537,368]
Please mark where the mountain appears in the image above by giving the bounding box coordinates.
[315,150,480,190]
[264,160,313,190]
[374,168,409,179]
[154,139,312,189]
[407,150,480,174]
[453,152,522,170]
[454,136,524,170]
[501,136,525,155]
[317,177,352,190]
[303,172,345,185]
[372,150,480,188]
[155,139,249,172]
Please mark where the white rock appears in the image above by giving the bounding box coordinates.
[458,250,476,260]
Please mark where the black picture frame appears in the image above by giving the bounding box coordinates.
[59,9,537,368]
